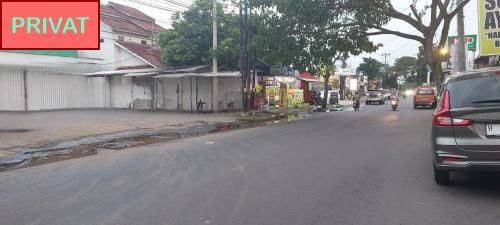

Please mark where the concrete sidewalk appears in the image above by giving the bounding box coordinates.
[0,109,238,151]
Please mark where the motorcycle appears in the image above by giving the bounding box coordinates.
[353,100,360,111]
[391,98,399,111]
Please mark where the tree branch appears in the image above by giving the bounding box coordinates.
[438,18,452,49]
[430,1,437,27]
[365,27,425,44]
[387,1,425,32]
[410,4,422,23]
[449,0,471,18]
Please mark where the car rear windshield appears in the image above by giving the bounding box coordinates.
[416,89,434,95]
[447,74,500,108]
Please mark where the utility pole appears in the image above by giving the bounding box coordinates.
[211,0,218,112]
[243,0,250,112]
[212,0,218,73]
[382,52,390,87]
[239,0,248,112]
[382,52,390,67]
[457,0,466,72]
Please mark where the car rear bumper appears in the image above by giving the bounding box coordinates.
[435,160,500,171]
[433,150,500,171]
[414,101,434,106]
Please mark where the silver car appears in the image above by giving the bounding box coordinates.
[365,90,385,105]
[432,68,500,185]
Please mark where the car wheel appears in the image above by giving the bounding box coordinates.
[413,104,417,109]
[432,102,437,109]
[434,164,450,185]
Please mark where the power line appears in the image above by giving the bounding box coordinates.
[159,0,191,9]
[120,0,183,13]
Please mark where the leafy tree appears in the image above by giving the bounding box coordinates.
[250,12,310,71]
[407,46,429,84]
[392,56,416,77]
[339,0,471,83]
[157,0,240,70]
[253,0,379,109]
[357,57,383,79]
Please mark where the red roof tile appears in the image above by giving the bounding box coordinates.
[134,20,166,33]
[101,16,152,36]
[109,2,153,21]
[117,41,164,68]
[100,4,121,16]
[101,2,166,35]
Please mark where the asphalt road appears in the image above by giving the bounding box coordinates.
[2,99,500,225]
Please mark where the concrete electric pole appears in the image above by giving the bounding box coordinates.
[212,0,218,73]
[382,52,390,87]
[212,0,218,112]
[239,0,249,112]
[456,0,467,72]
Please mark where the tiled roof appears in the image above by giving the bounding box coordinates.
[134,20,166,33]
[108,2,153,21]
[100,4,121,16]
[101,2,166,36]
[101,16,152,36]
[117,41,164,68]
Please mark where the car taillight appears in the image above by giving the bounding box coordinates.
[432,90,473,126]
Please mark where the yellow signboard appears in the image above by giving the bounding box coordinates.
[479,0,500,56]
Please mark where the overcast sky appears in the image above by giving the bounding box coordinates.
[101,0,479,68]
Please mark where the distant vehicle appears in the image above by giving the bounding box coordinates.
[329,91,339,105]
[319,90,339,105]
[382,89,392,100]
[413,87,437,109]
[432,68,500,185]
[365,90,385,105]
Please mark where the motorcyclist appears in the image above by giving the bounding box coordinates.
[353,91,361,102]
[391,93,399,101]
[353,91,361,111]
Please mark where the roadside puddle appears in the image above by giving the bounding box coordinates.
[0,113,311,172]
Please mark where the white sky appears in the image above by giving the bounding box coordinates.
[101,0,479,68]
[348,0,479,68]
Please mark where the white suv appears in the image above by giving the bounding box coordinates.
[365,90,385,105]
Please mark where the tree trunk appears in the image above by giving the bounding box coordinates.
[423,40,444,85]
[322,70,330,110]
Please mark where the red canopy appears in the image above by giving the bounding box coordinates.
[299,72,321,83]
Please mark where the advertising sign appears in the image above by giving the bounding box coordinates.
[447,35,477,51]
[1,0,100,50]
[478,0,500,56]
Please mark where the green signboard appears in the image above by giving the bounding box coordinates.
[447,35,477,51]
[7,50,78,58]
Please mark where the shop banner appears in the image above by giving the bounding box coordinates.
[447,35,477,51]
[479,0,500,56]
[1,0,100,50]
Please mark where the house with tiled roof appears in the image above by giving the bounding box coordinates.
[0,1,242,112]
[97,1,166,69]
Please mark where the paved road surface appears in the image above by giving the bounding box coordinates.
[2,100,500,225]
